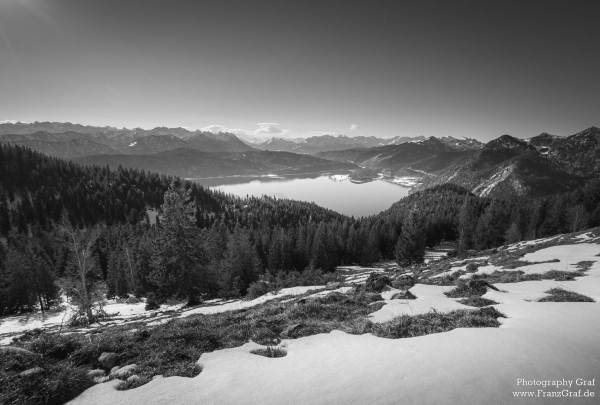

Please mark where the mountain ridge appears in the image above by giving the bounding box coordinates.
[73,149,358,178]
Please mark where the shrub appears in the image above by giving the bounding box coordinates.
[465,263,479,273]
[144,292,161,310]
[444,277,489,298]
[0,350,93,405]
[364,273,391,292]
[390,291,417,300]
[246,280,272,299]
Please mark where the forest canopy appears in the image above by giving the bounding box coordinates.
[1,143,599,318]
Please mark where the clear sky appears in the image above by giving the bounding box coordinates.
[0,0,598,141]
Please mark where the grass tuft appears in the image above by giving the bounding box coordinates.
[0,350,93,405]
[250,347,287,358]
[371,307,505,339]
[457,296,499,307]
[538,288,595,302]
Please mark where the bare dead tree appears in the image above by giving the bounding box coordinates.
[59,213,103,325]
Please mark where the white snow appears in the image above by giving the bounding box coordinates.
[0,287,326,341]
[14,241,600,405]
[179,286,326,318]
[368,284,469,321]
[515,244,600,274]
[458,264,503,279]
[70,242,600,404]
[0,299,151,338]
[473,164,516,197]
[328,174,349,181]
[386,176,420,187]
[505,236,561,251]
[0,308,72,337]
[128,141,137,147]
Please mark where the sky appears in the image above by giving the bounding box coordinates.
[0,0,598,142]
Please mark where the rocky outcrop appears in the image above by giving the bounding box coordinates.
[111,364,138,379]
[98,352,118,369]
[364,273,392,292]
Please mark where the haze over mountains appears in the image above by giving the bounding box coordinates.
[0,121,597,199]
[249,134,483,155]
[0,122,357,177]
[75,150,358,179]
[0,122,254,157]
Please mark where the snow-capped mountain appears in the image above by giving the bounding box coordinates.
[0,123,255,157]
[253,135,426,154]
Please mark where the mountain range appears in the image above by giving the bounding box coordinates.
[318,127,599,198]
[73,149,358,178]
[0,122,597,197]
[251,134,483,155]
[0,129,254,157]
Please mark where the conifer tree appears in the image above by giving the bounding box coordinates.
[149,181,209,305]
[457,196,476,255]
[220,224,261,296]
[474,199,508,249]
[0,199,11,235]
[311,222,334,272]
[394,205,427,266]
[504,222,521,244]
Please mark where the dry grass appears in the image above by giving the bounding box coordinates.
[0,287,508,404]
[538,288,595,302]
[456,297,499,307]
[250,347,287,358]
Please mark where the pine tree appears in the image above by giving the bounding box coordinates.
[106,249,128,298]
[504,222,521,244]
[311,222,334,272]
[457,196,476,255]
[0,199,11,235]
[394,205,427,266]
[361,226,380,265]
[220,224,261,296]
[149,181,210,305]
[474,199,508,249]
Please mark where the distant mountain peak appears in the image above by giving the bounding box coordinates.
[483,134,533,152]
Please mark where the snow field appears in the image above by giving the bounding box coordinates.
[69,242,600,405]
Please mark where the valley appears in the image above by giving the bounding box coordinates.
[2,122,598,200]
[192,173,411,217]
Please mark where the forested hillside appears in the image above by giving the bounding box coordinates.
[1,143,599,320]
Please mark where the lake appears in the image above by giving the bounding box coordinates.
[191,173,411,217]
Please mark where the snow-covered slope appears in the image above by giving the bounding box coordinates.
[69,240,600,405]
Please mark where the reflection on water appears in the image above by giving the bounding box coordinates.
[191,174,411,217]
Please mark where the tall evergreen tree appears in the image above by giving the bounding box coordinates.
[149,181,209,305]
[474,199,508,249]
[394,205,427,266]
[220,224,261,296]
[457,196,476,255]
[311,222,335,272]
[0,199,11,235]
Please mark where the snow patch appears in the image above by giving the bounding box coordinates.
[70,253,600,405]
